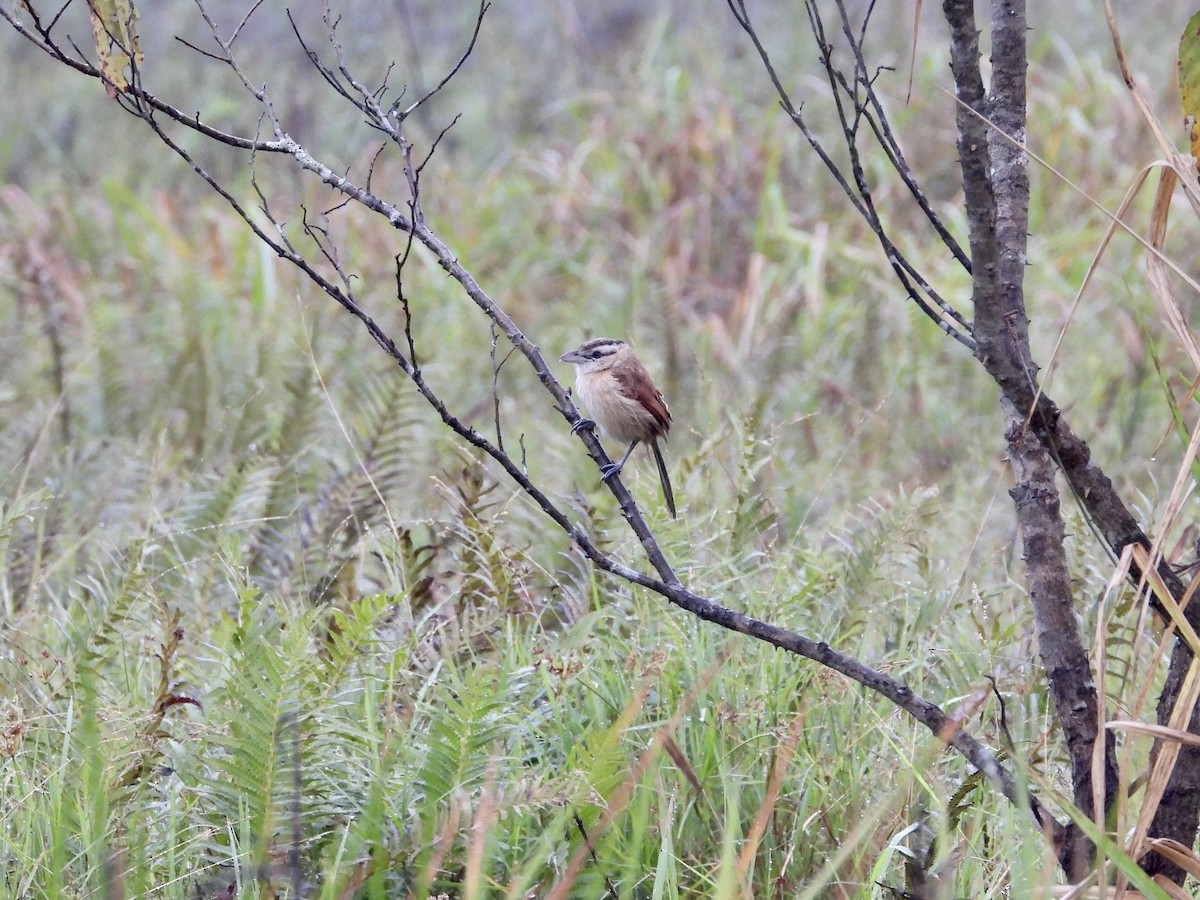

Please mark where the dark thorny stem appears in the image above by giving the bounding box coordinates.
[731,0,1195,880]
[944,0,1110,875]
[943,0,1197,882]
[942,0,1118,877]
[726,0,1200,881]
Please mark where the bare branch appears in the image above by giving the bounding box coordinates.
[228,0,265,46]
[418,114,460,176]
[489,325,516,454]
[287,10,359,109]
[830,0,972,272]
[172,35,228,63]
[47,0,77,35]
[726,0,975,349]
[398,0,488,120]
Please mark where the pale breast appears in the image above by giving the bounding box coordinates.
[576,370,663,444]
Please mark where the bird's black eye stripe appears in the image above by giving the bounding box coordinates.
[577,338,622,360]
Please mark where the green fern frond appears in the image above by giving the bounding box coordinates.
[724,412,779,552]
[319,589,400,688]
[0,485,54,615]
[248,366,420,605]
[187,596,321,856]
[835,485,941,601]
[352,368,421,494]
[408,663,526,832]
[38,559,150,705]
[432,463,538,620]
[263,364,327,507]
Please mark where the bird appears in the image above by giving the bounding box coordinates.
[560,337,676,518]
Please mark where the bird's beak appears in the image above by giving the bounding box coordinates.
[560,350,582,364]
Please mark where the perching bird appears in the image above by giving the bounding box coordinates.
[560,337,676,518]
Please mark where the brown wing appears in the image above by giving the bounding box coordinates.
[613,360,671,435]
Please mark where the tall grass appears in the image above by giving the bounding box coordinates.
[1,1,1198,896]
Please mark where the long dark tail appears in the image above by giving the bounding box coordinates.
[650,439,676,518]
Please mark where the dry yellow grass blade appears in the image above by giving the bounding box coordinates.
[1050,886,1157,899]
[1105,0,1200,219]
[1097,543,1200,894]
[463,758,500,900]
[1132,545,1200,658]
[1094,544,1175,897]
[1156,876,1196,900]
[1052,869,1192,899]
[1050,866,1189,899]
[1105,0,1200,370]
[1108,721,1200,749]
[1143,837,1200,882]
[412,800,463,900]
[1121,546,1200,869]
[1145,166,1200,377]
[736,712,804,898]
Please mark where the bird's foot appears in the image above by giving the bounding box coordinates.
[599,462,625,482]
[571,418,596,435]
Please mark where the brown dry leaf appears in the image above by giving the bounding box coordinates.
[662,735,703,797]
[1145,165,1200,374]
[86,0,143,98]
[1107,0,1200,219]
[1178,10,1200,172]
[1053,876,1191,899]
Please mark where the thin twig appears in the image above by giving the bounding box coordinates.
[724,0,974,348]
[229,0,266,46]
[398,0,488,120]
[489,324,516,454]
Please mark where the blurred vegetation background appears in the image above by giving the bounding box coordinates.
[2,1,1199,896]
